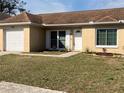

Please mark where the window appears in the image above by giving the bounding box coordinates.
[97,29,117,46]
[51,31,66,49]
[59,31,65,48]
[51,31,57,49]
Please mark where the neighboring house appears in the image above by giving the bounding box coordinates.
[1,8,124,54]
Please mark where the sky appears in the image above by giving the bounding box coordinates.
[23,0,124,14]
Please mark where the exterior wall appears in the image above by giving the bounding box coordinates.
[46,30,50,49]
[70,31,74,51]
[30,26,45,52]
[24,26,30,52]
[1,24,124,54]
[0,27,4,51]
[82,25,124,54]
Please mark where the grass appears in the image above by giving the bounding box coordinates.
[0,53,124,93]
[23,51,67,55]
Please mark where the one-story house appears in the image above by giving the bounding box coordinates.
[1,8,124,54]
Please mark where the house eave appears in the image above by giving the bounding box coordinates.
[0,22,42,26]
[0,21,123,27]
[0,22,32,26]
[42,21,121,27]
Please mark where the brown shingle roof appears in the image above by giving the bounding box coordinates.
[39,8,124,24]
[0,13,10,20]
[1,8,124,25]
[1,12,42,24]
[96,16,118,22]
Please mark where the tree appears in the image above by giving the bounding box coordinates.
[0,0,27,15]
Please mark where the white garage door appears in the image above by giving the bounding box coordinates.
[5,27,24,52]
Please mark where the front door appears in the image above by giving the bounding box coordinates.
[74,30,82,51]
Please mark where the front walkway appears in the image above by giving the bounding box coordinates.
[0,51,81,57]
[0,52,11,56]
[19,52,81,57]
[0,81,66,93]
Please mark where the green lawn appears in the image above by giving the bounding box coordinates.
[24,51,67,55]
[0,53,124,93]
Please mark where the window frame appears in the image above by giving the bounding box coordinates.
[96,28,118,48]
[49,30,66,50]
[58,31,66,48]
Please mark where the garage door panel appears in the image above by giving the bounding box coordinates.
[5,27,24,52]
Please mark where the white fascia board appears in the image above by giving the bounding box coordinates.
[0,21,122,27]
[42,21,121,27]
[0,22,42,27]
[0,22,32,26]
[0,22,43,27]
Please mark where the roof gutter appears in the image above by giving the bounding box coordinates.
[0,20,124,27]
[0,22,32,26]
[42,21,122,27]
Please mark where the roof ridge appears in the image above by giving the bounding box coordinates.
[24,12,43,22]
[22,12,32,22]
[38,7,124,15]
[96,16,118,22]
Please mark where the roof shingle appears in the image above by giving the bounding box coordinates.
[1,12,42,24]
[1,8,124,25]
[0,13,10,21]
[39,8,124,24]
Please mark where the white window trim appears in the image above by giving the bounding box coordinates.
[96,45,118,48]
[95,28,118,48]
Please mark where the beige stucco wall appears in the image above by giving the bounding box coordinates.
[24,26,30,52]
[30,26,45,52]
[82,25,124,54]
[0,27,4,51]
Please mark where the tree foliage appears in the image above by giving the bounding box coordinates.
[0,0,27,15]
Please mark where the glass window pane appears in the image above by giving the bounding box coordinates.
[51,31,57,39]
[51,31,57,49]
[59,31,65,40]
[107,29,117,45]
[97,29,106,45]
[51,40,57,49]
[59,40,65,48]
[59,31,65,48]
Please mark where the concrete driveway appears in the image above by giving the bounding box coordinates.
[0,82,66,93]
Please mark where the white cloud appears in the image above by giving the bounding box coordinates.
[24,0,72,14]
